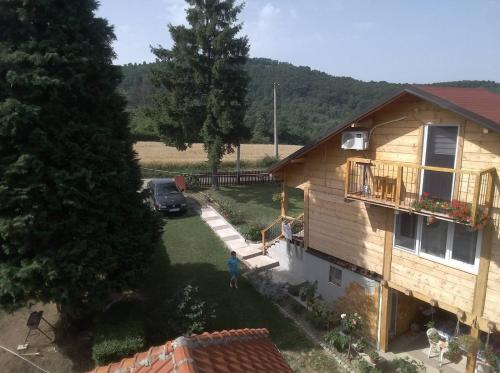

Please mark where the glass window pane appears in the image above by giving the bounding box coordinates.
[452,224,478,265]
[394,213,417,251]
[421,219,448,258]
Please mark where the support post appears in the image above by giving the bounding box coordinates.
[303,187,310,249]
[273,82,278,159]
[470,173,482,227]
[466,224,493,373]
[236,145,241,185]
[395,165,403,208]
[379,211,395,352]
[281,182,288,217]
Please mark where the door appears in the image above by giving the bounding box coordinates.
[421,126,459,201]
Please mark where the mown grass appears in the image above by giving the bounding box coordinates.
[159,210,340,372]
[210,183,304,223]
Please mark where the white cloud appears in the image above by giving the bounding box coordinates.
[161,0,188,25]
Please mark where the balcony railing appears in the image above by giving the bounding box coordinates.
[345,157,496,228]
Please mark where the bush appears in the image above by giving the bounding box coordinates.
[368,350,380,363]
[208,195,245,225]
[306,299,337,330]
[164,284,216,336]
[248,273,288,303]
[299,281,317,308]
[259,155,280,168]
[290,300,305,315]
[240,221,266,241]
[392,357,424,373]
[92,302,146,365]
[324,330,350,352]
[357,359,382,373]
[287,282,307,297]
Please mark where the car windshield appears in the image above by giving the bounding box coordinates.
[155,183,179,195]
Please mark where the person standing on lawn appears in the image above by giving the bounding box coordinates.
[227,251,240,289]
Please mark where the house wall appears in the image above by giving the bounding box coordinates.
[268,240,380,341]
[281,95,500,327]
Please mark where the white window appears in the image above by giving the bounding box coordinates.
[393,212,481,273]
[329,266,342,286]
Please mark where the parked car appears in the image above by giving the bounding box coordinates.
[147,178,187,213]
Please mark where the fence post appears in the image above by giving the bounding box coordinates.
[395,165,403,209]
[470,173,482,227]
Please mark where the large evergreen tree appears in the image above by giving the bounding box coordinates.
[150,0,250,188]
[0,0,160,321]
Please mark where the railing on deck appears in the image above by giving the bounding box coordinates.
[345,157,496,228]
[261,213,305,252]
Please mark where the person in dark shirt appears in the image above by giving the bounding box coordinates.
[227,251,240,289]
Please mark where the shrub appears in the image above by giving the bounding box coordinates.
[392,357,425,373]
[240,221,266,241]
[290,300,305,315]
[299,281,317,308]
[324,330,350,352]
[368,350,380,363]
[92,317,146,365]
[164,284,216,336]
[259,155,280,168]
[210,195,245,225]
[483,345,499,369]
[288,282,306,297]
[306,299,337,330]
[357,359,382,373]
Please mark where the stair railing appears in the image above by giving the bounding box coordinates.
[261,213,305,252]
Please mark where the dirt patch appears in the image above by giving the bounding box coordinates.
[0,303,93,373]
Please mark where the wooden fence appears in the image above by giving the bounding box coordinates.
[142,167,275,188]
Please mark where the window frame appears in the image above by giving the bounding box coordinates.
[328,265,342,287]
[393,212,482,274]
[419,124,460,200]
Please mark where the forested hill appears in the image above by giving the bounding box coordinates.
[119,58,500,144]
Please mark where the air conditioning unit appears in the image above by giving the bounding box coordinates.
[341,131,368,150]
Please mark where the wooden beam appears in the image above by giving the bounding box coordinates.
[379,210,394,352]
[344,159,352,195]
[470,173,482,226]
[395,165,403,209]
[304,187,310,249]
[290,158,305,164]
[281,182,289,217]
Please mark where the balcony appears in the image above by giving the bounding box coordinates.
[344,157,496,228]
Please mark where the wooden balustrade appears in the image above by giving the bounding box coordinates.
[345,157,497,228]
[260,213,305,252]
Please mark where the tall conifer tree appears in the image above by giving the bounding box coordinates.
[150,0,250,188]
[0,0,160,321]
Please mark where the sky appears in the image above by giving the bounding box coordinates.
[96,0,500,83]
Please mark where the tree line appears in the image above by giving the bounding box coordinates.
[120,58,500,145]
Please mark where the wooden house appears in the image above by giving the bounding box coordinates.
[267,86,500,372]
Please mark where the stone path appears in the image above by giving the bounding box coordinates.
[199,205,280,273]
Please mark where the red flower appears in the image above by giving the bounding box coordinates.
[423,192,430,197]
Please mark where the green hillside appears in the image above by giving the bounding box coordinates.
[119,58,500,144]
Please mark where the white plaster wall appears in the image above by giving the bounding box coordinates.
[268,239,379,301]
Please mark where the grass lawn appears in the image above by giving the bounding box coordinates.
[210,183,304,225]
[157,210,340,372]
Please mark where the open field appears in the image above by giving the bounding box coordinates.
[134,142,302,165]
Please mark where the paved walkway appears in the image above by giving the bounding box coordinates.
[199,205,279,272]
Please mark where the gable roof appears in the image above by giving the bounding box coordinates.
[269,85,500,173]
[87,328,293,373]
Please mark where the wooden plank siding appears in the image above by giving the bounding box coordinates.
[281,96,500,328]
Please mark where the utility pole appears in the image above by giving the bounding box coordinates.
[273,82,279,159]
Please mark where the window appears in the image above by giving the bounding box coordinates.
[393,212,481,273]
[329,266,342,286]
[420,220,448,259]
[394,213,417,251]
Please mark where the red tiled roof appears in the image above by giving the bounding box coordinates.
[87,328,293,373]
[412,85,500,127]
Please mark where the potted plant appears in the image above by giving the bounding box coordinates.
[444,339,463,363]
[479,345,499,373]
